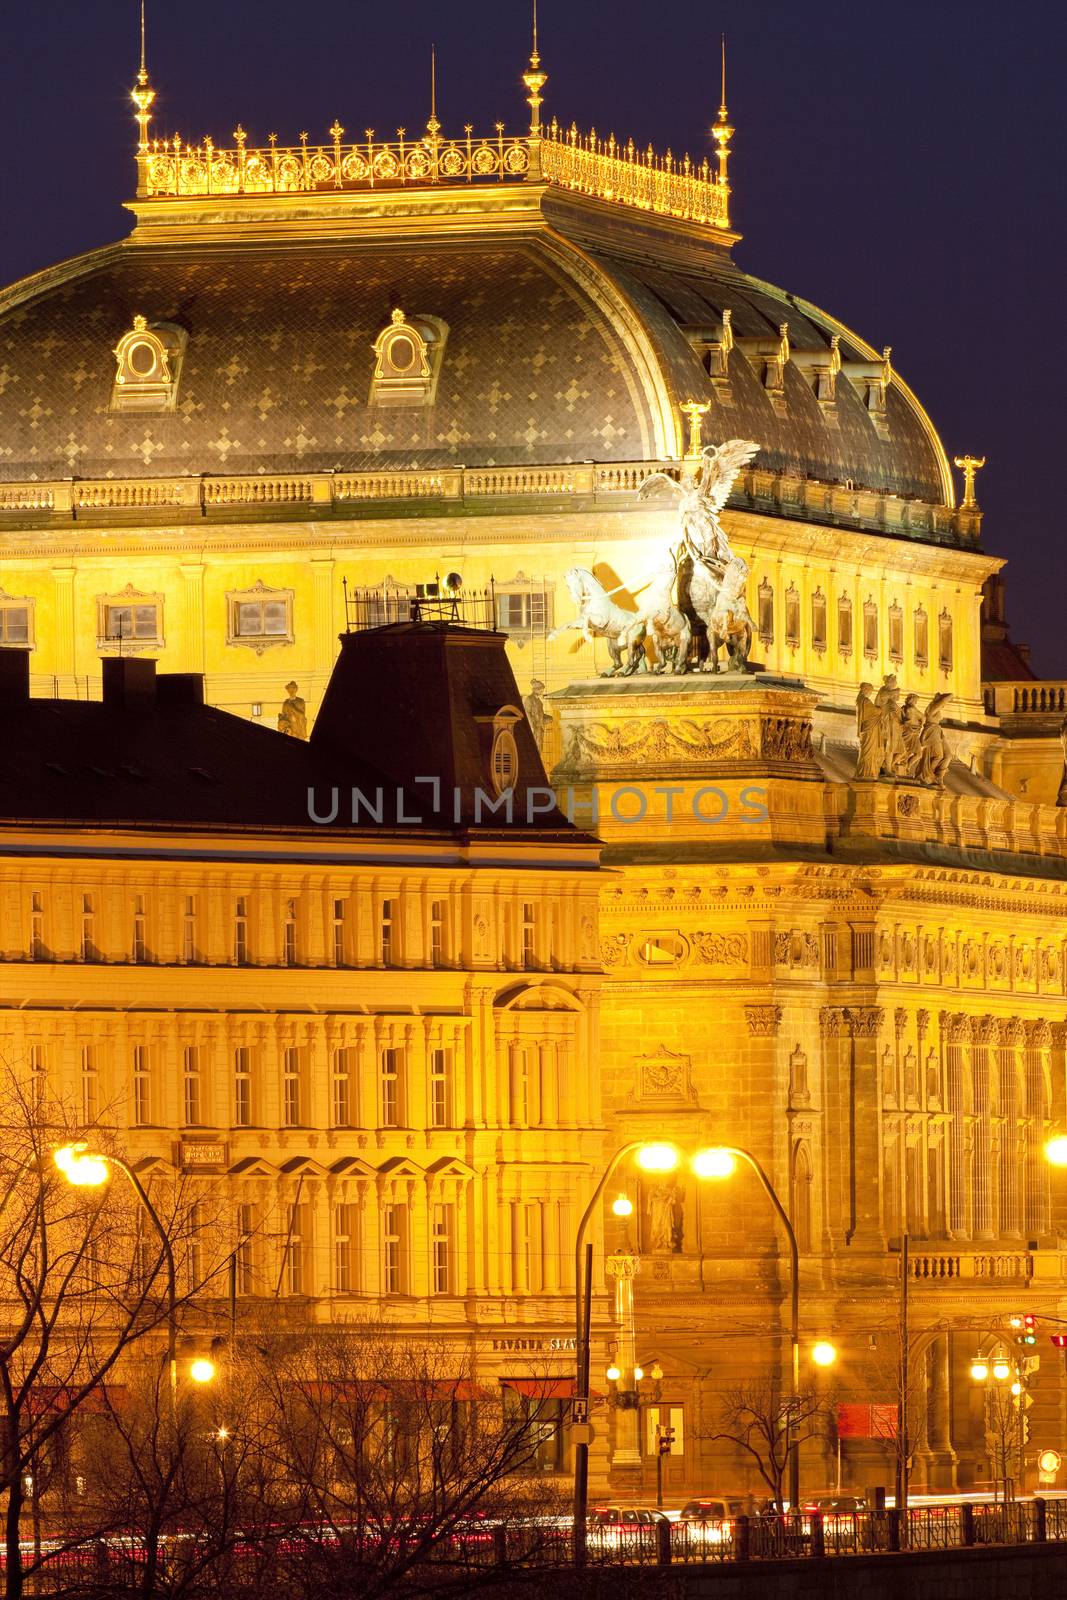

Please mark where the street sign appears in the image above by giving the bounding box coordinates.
[1022,1354,1041,1375]
[571,1423,594,1446]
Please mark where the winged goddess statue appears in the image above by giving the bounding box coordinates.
[639,439,760,672]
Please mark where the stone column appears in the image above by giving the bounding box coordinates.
[943,1013,971,1239]
[972,1017,995,1239]
[926,1334,958,1490]
[605,1251,642,1486]
[843,1006,886,1249]
[180,562,205,673]
[998,1020,1022,1237]
[820,1007,847,1248]
[1025,1021,1052,1241]
[50,565,76,686]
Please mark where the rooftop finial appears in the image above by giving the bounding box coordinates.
[523,0,547,137]
[711,32,733,207]
[426,43,441,142]
[132,0,156,161]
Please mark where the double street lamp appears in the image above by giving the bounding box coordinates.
[572,1138,833,1561]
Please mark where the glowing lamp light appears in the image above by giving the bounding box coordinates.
[1011,1380,1022,1397]
[1039,1449,1061,1474]
[970,1360,989,1382]
[691,1147,736,1180]
[992,1359,1011,1382]
[1044,1135,1067,1168]
[611,1194,634,1218]
[649,1361,663,1381]
[54,1143,110,1188]
[605,1363,621,1383]
[633,1366,644,1382]
[811,1341,837,1368]
[635,1143,680,1174]
[189,1358,217,1385]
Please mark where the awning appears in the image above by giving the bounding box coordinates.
[501,1378,600,1400]
[26,1385,127,1417]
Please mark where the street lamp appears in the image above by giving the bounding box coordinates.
[611,1195,633,1218]
[692,1144,807,1508]
[189,1358,217,1385]
[54,1141,178,1404]
[1045,1136,1067,1168]
[811,1341,837,1369]
[970,1358,990,1382]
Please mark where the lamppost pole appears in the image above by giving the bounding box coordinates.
[709,1145,800,1507]
[573,1139,649,1565]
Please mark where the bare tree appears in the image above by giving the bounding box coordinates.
[0,1069,215,1600]
[706,1380,829,1509]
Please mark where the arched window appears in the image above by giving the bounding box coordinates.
[792,1142,813,1254]
[811,589,827,653]
[370,308,448,406]
[837,593,853,657]
[111,315,185,412]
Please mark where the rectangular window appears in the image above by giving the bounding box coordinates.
[81,1045,99,1125]
[235,1203,256,1295]
[522,903,537,970]
[334,1203,356,1294]
[233,597,291,639]
[785,586,800,649]
[495,590,550,635]
[132,1045,151,1126]
[811,589,827,652]
[431,1203,453,1295]
[512,1200,544,1294]
[331,1048,353,1127]
[187,1202,203,1293]
[380,899,396,966]
[888,603,904,663]
[103,603,160,643]
[183,896,198,963]
[132,893,148,963]
[28,1044,45,1107]
[508,1044,534,1127]
[430,900,445,967]
[283,899,297,967]
[838,594,853,656]
[333,898,347,967]
[380,1047,402,1128]
[81,894,98,963]
[234,896,249,965]
[429,1047,452,1129]
[285,1202,307,1296]
[863,599,878,659]
[757,580,774,645]
[283,1047,302,1127]
[29,892,45,961]
[382,1203,407,1294]
[938,610,953,672]
[914,608,929,668]
[0,604,30,644]
[182,1045,202,1127]
[233,1047,252,1128]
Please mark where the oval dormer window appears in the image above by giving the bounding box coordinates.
[491,729,518,795]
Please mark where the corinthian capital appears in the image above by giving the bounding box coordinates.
[819,1007,844,1038]
[843,1006,885,1039]
[745,1004,783,1038]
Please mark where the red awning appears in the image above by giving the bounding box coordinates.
[502,1378,601,1400]
[26,1385,127,1417]
[836,1402,897,1440]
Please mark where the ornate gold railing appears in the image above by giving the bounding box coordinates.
[540,121,729,229]
[140,117,731,229]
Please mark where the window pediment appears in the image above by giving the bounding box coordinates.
[370,308,447,407]
[111,316,186,413]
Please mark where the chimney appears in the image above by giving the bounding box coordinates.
[101,657,157,710]
[0,647,30,702]
[157,673,205,707]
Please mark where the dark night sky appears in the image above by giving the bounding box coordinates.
[1,0,1063,671]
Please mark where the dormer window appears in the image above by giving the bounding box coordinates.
[111,316,186,413]
[488,706,523,796]
[370,308,447,407]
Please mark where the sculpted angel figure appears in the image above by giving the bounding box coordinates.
[900,693,923,775]
[875,674,906,775]
[918,692,953,787]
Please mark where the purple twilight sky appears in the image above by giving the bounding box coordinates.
[1,0,1063,672]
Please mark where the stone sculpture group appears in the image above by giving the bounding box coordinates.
[548,440,760,676]
[855,676,953,787]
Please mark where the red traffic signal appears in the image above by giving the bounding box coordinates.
[1021,1314,1038,1346]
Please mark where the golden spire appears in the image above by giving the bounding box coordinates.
[426,44,441,144]
[522,0,548,136]
[711,33,733,200]
[131,0,156,153]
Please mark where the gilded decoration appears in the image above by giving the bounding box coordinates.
[689,930,747,966]
[745,1004,782,1037]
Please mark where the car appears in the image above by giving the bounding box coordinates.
[586,1506,669,1549]
[677,1497,757,1545]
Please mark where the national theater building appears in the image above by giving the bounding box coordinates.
[0,33,1066,1500]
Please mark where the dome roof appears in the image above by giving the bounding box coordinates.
[0,194,951,513]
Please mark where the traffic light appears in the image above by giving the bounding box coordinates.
[1023,1315,1037,1345]
[658,1426,675,1456]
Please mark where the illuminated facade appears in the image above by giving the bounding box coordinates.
[0,27,1065,1500]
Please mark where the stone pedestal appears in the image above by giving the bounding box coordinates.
[606,1251,642,1471]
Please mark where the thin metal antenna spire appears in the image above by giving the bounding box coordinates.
[523,0,547,136]
[427,43,441,139]
[719,32,727,117]
[532,0,539,64]
[139,0,147,84]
